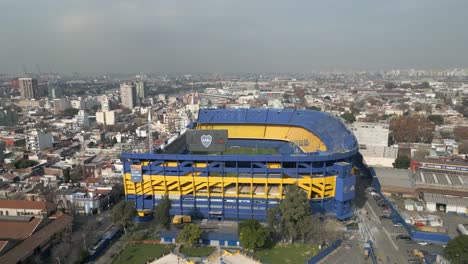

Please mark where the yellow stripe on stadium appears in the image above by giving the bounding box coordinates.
[124,173,336,200]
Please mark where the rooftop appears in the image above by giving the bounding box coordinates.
[0,217,43,240]
[196,109,358,153]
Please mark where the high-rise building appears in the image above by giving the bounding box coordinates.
[18,78,39,99]
[96,111,116,126]
[135,79,146,101]
[74,110,90,127]
[53,98,70,113]
[100,96,110,112]
[120,83,137,109]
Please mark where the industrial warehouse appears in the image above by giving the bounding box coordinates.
[122,109,358,221]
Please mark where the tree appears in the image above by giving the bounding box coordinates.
[63,168,71,183]
[154,195,171,229]
[428,115,444,126]
[239,219,269,251]
[112,200,136,235]
[110,184,124,204]
[444,235,468,263]
[177,224,202,247]
[390,116,435,143]
[13,159,39,169]
[340,112,356,123]
[413,148,430,160]
[384,82,397,89]
[454,126,468,142]
[307,106,321,111]
[268,185,312,243]
[393,155,410,169]
[62,108,79,117]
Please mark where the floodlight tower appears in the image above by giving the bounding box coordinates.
[148,110,153,154]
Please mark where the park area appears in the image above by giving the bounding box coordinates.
[180,245,216,257]
[254,243,319,264]
[112,243,175,264]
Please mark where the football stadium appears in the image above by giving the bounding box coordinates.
[122,109,358,221]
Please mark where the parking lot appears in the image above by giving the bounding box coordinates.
[363,187,448,263]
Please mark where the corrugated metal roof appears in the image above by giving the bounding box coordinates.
[423,192,468,207]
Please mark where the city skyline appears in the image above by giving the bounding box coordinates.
[1,0,468,74]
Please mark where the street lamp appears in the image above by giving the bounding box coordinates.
[57,257,61,264]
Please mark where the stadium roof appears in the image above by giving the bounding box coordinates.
[197,109,358,153]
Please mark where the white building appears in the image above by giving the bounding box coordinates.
[27,130,54,151]
[100,96,110,112]
[96,111,115,126]
[350,122,389,147]
[74,110,90,127]
[70,98,85,110]
[120,83,137,109]
[423,192,468,214]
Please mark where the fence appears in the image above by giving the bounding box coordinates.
[305,239,342,264]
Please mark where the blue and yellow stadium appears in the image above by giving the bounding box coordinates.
[122,109,358,221]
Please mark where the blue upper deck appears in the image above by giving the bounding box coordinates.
[197,108,358,154]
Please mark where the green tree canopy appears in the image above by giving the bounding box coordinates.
[340,112,356,123]
[444,235,468,263]
[268,185,312,243]
[13,159,39,169]
[62,108,79,117]
[111,200,136,235]
[177,224,202,247]
[428,115,444,126]
[239,219,269,251]
[384,82,397,89]
[154,195,172,229]
[393,155,411,169]
[307,106,321,111]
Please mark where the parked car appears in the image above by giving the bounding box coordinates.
[418,242,430,246]
[377,200,386,206]
[394,223,403,227]
[396,234,411,240]
[380,215,391,219]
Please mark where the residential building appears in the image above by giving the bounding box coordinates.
[18,78,39,99]
[96,110,116,126]
[120,83,137,109]
[74,110,90,127]
[350,122,389,147]
[53,98,70,113]
[27,130,54,151]
[135,79,146,100]
[0,200,56,217]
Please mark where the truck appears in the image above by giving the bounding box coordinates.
[172,215,192,225]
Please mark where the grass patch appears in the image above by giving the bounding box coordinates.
[254,243,319,264]
[112,243,174,264]
[180,245,216,257]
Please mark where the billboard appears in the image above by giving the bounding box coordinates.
[186,130,228,152]
[130,165,142,183]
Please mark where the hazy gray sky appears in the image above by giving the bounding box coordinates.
[1,0,467,74]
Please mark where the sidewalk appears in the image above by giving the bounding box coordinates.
[94,239,129,264]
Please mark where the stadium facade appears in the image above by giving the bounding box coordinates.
[122,109,358,221]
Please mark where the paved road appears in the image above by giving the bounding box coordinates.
[360,196,408,264]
